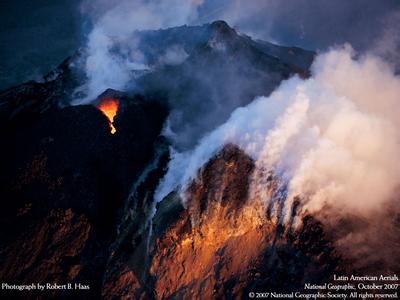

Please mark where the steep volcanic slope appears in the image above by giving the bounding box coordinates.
[0,90,167,298]
[103,145,341,299]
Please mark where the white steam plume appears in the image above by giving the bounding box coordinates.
[74,0,204,104]
[155,45,400,221]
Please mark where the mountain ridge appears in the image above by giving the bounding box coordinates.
[0,20,323,299]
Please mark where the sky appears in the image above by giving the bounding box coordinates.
[0,0,81,90]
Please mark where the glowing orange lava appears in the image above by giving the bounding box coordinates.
[98,98,119,134]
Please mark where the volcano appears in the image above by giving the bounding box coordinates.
[0,20,398,300]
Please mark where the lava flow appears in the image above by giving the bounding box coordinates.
[98,98,119,134]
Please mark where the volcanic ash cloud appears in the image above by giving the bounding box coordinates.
[76,0,203,103]
[157,45,400,224]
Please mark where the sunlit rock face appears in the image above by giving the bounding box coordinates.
[148,145,341,299]
[150,144,265,299]
[103,144,341,299]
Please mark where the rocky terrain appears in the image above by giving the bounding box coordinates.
[0,21,363,299]
[0,88,167,298]
[102,144,341,299]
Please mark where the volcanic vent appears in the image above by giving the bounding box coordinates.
[97,97,119,134]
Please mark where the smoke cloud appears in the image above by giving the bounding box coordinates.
[74,0,203,103]
[155,46,400,271]
[73,0,400,103]
[1,1,398,92]
[157,46,400,208]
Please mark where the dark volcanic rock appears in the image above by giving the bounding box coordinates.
[0,105,115,299]
[0,56,79,130]
[0,90,167,298]
[113,95,169,197]
[0,209,91,298]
